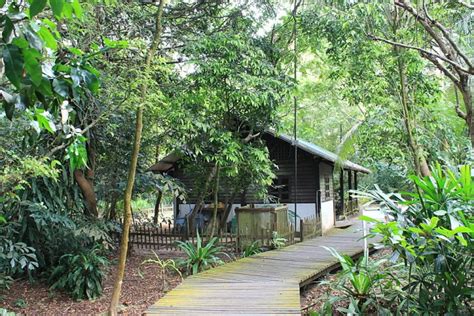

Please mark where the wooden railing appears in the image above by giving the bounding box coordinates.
[113,210,324,252]
[300,214,322,242]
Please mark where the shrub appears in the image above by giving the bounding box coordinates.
[358,164,473,314]
[48,247,109,300]
[176,231,225,275]
[0,273,13,291]
[242,241,262,257]
[0,240,39,277]
[0,308,16,316]
[270,231,287,249]
[316,248,405,315]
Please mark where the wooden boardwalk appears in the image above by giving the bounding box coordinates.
[147,221,373,315]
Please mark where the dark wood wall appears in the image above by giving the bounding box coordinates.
[260,134,318,204]
[169,134,329,205]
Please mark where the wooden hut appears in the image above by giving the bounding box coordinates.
[149,131,370,234]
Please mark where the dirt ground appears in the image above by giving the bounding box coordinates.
[1,249,185,316]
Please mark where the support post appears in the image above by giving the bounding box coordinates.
[348,170,353,214]
[339,168,344,216]
[300,218,304,242]
[354,172,358,210]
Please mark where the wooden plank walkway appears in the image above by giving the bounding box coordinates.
[147,220,373,315]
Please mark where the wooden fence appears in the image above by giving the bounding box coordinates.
[113,223,239,252]
[114,216,321,253]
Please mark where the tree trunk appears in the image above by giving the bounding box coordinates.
[187,164,218,231]
[459,79,474,147]
[74,169,98,217]
[396,47,431,177]
[108,1,165,314]
[108,193,118,221]
[210,165,220,238]
[219,190,237,231]
[153,190,163,224]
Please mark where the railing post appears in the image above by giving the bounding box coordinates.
[300,218,304,242]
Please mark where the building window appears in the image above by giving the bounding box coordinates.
[269,176,290,202]
[324,175,331,200]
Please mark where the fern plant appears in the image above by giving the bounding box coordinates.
[176,231,225,275]
[48,246,109,300]
[140,250,182,291]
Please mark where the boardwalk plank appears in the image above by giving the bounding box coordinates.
[146,221,375,315]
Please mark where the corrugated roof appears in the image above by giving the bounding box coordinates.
[267,131,371,174]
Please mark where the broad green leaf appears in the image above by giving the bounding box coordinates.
[29,0,47,18]
[35,109,56,133]
[53,78,69,98]
[24,26,44,51]
[37,78,53,96]
[49,0,63,18]
[61,2,73,19]
[358,215,380,223]
[37,26,57,50]
[71,0,82,18]
[11,37,29,49]
[23,48,42,86]
[0,0,6,7]
[3,44,24,89]
[2,16,13,42]
[82,70,99,93]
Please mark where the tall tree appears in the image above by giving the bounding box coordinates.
[108,0,166,314]
[370,0,474,146]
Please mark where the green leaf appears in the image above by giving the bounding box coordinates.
[0,0,6,7]
[53,78,69,98]
[37,26,57,50]
[1,90,18,119]
[71,0,82,18]
[2,16,13,42]
[3,44,24,89]
[34,109,56,133]
[82,70,99,93]
[23,48,42,86]
[49,0,63,18]
[358,215,380,223]
[24,26,44,51]
[455,235,467,246]
[29,0,47,18]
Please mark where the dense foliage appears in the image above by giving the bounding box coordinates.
[0,0,472,308]
[316,165,473,315]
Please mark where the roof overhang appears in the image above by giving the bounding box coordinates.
[266,130,371,174]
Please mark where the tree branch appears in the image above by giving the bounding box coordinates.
[46,91,130,157]
[458,0,474,9]
[421,0,473,69]
[368,34,472,74]
[243,131,260,143]
[419,51,461,88]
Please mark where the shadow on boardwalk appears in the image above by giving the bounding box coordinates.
[146,220,374,315]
